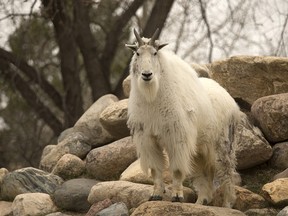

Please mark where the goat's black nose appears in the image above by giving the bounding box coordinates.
[142,72,152,81]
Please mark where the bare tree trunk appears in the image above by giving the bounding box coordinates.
[74,0,111,101]
[42,0,84,127]
[199,0,214,63]
[142,0,175,37]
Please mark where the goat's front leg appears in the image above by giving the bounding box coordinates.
[171,169,185,202]
[137,135,166,201]
[149,168,165,201]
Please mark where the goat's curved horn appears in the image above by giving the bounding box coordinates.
[149,28,159,47]
[134,29,144,46]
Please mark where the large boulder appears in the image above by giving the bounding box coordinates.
[0,167,63,201]
[52,154,85,180]
[277,206,288,216]
[233,186,268,211]
[52,178,98,213]
[0,201,12,216]
[12,193,58,216]
[100,99,129,139]
[261,178,288,207]
[120,159,172,185]
[40,132,91,172]
[88,181,196,210]
[0,168,8,185]
[234,113,273,170]
[251,93,288,143]
[122,76,131,98]
[270,142,288,169]
[85,137,137,180]
[208,56,288,106]
[245,208,279,216]
[74,94,119,147]
[131,201,245,216]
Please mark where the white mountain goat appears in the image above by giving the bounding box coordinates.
[126,29,240,208]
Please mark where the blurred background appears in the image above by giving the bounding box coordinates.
[0,0,287,170]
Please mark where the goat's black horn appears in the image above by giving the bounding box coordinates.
[134,29,144,46]
[149,28,159,47]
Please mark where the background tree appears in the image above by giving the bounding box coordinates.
[0,0,175,169]
[0,0,287,169]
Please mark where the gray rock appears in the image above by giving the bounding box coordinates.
[0,167,63,201]
[273,168,288,181]
[251,93,288,143]
[235,113,273,170]
[52,154,85,180]
[85,137,137,180]
[12,193,58,216]
[57,127,75,143]
[41,145,56,161]
[270,142,288,169]
[277,206,288,216]
[52,178,98,212]
[40,132,91,172]
[86,199,112,216]
[131,201,246,216]
[97,202,129,216]
[245,208,279,216]
[74,94,118,147]
[99,99,129,139]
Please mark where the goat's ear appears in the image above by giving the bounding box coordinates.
[125,44,138,52]
[158,43,168,50]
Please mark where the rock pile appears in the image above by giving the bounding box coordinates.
[1,56,288,216]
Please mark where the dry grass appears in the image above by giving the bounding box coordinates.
[238,163,282,194]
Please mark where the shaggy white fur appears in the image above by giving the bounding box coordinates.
[127,38,240,208]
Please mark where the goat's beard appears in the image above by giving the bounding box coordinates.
[137,76,159,103]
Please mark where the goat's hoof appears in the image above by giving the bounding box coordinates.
[202,199,208,205]
[196,198,209,205]
[149,195,163,201]
[171,195,184,203]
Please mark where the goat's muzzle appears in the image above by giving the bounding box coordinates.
[141,72,153,81]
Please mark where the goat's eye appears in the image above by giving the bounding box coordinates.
[154,52,157,56]
[136,52,140,56]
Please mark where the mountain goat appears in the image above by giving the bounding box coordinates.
[126,29,240,208]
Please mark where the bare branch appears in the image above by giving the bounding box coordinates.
[0,47,63,111]
[198,0,213,63]
[0,60,63,135]
[275,12,288,56]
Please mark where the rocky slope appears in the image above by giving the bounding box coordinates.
[0,56,288,216]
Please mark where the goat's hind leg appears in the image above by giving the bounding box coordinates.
[216,155,236,208]
[192,153,215,205]
[193,167,214,205]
